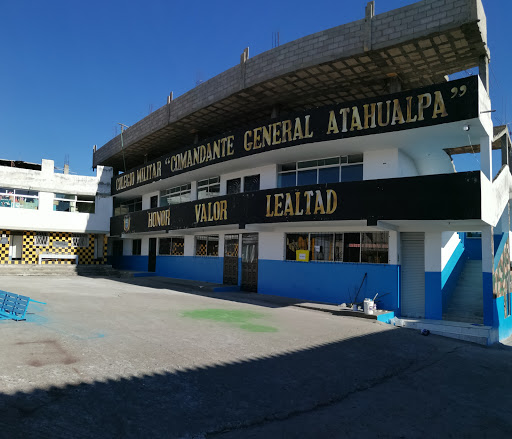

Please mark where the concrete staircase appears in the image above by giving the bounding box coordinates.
[0,264,134,277]
[443,259,483,324]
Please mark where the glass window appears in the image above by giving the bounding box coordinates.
[340,164,363,182]
[361,232,389,264]
[0,187,39,210]
[334,234,343,261]
[227,178,241,195]
[343,233,361,262]
[132,239,142,256]
[318,167,339,184]
[285,233,309,261]
[114,197,142,216]
[244,175,260,192]
[197,177,220,200]
[278,155,363,188]
[195,235,219,256]
[160,184,191,206]
[310,233,334,262]
[278,172,296,188]
[150,195,158,208]
[159,237,185,256]
[297,169,317,186]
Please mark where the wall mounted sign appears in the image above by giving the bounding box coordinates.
[112,76,479,195]
[111,171,481,235]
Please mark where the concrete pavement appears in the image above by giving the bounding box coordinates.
[0,275,511,438]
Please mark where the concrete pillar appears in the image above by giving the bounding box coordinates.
[481,225,494,326]
[479,55,489,93]
[480,134,492,180]
[363,1,375,52]
[424,232,443,320]
[388,231,399,265]
[190,181,198,201]
[184,235,195,256]
[501,135,509,167]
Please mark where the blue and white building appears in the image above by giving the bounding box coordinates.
[94,0,512,344]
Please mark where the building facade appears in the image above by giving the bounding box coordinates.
[94,0,512,343]
[0,159,112,265]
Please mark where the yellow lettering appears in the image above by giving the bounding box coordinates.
[339,108,350,133]
[406,96,417,123]
[282,120,292,143]
[266,195,274,217]
[432,90,448,119]
[350,106,363,131]
[274,193,284,217]
[391,99,405,125]
[226,136,235,156]
[253,127,262,149]
[326,110,339,135]
[262,125,272,148]
[272,122,282,145]
[283,193,294,216]
[304,191,314,215]
[295,192,303,215]
[417,93,432,121]
[313,190,325,215]
[293,118,304,140]
[363,103,377,129]
[377,101,391,127]
[326,190,337,214]
[244,131,253,151]
[304,115,314,138]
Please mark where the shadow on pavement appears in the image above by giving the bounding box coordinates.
[1,326,511,439]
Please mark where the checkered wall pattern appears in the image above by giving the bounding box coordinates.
[0,230,107,265]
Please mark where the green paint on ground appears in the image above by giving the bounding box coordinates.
[182,309,278,333]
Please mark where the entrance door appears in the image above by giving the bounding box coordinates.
[241,233,258,292]
[223,234,239,285]
[401,232,425,318]
[10,233,23,260]
[94,234,104,259]
[148,238,157,272]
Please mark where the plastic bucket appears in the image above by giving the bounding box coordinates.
[363,299,374,315]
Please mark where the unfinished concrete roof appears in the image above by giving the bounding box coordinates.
[94,0,489,172]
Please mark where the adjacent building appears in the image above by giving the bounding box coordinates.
[0,159,112,265]
[93,0,512,343]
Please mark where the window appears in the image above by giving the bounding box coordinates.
[195,235,219,256]
[160,184,191,206]
[197,177,220,200]
[361,232,388,264]
[0,188,39,210]
[132,239,142,255]
[114,197,142,216]
[284,232,388,264]
[34,232,49,247]
[159,237,185,256]
[71,234,88,248]
[285,233,309,261]
[227,178,241,195]
[466,232,482,239]
[278,154,363,188]
[150,195,158,208]
[244,175,260,192]
[54,194,95,213]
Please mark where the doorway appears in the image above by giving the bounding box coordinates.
[148,238,157,272]
[241,233,258,292]
[223,234,239,285]
[401,232,425,318]
[10,233,23,261]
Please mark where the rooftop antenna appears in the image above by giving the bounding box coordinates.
[118,123,130,173]
[196,71,204,87]
[64,154,70,174]
[272,31,280,48]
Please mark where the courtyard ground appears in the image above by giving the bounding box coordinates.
[0,275,511,438]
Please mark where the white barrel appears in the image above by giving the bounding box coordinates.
[364,299,374,315]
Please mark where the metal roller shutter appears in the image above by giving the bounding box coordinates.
[401,233,425,318]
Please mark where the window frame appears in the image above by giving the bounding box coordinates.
[277,154,363,188]
[159,236,185,256]
[160,184,191,206]
[197,177,220,200]
[0,187,39,210]
[195,235,219,257]
[284,231,388,264]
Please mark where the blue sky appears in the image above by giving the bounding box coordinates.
[0,0,510,176]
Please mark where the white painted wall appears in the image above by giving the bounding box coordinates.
[142,191,160,209]
[441,232,461,271]
[363,149,420,181]
[0,160,113,234]
[259,232,285,261]
[219,164,278,194]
